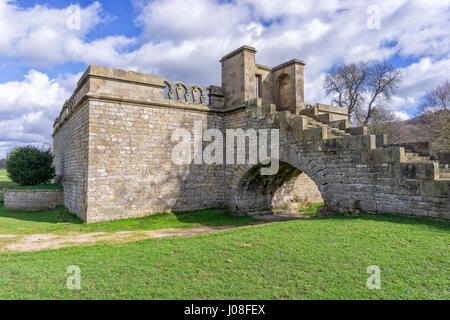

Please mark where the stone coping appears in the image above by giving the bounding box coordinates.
[272,59,306,70]
[220,45,257,62]
[5,188,62,192]
[77,65,165,88]
[315,103,349,115]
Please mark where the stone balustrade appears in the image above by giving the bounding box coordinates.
[164,80,208,105]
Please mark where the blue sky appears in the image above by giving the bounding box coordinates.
[0,0,449,158]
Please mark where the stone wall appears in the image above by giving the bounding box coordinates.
[53,101,90,220]
[273,172,323,206]
[85,99,225,222]
[4,189,64,211]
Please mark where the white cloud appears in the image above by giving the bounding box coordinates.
[0,0,449,157]
[136,0,250,41]
[394,111,411,121]
[0,0,112,65]
[387,58,450,115]
[0,70,78,158]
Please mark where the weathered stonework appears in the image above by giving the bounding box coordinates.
[4,189,64,211]
[53,46,450,222]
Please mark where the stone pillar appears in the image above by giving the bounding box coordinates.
[220,46,257,109]
[207,85,225,110]
[272,59,305,113]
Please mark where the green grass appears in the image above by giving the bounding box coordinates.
[0,179,17,203]
[0,211,448,299]
[6,183,62,190]
[0,181,16,189]
[0,204,259,236]
[0,169,11,182]
[299,202,323,216]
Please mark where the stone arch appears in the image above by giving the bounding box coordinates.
[187,84,207,104]
[227,145,328,216]
[164,80,174,100]
[276,73,292,111]
[172,82,189,102]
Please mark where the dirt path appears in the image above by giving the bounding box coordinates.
[0,215,307,253]
[0,226,237,253]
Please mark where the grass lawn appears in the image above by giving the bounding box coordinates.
[6,183,63,190]
[299,202,323,216]
[0,176,16,202]
[0,203,448,299]
[0,169,10,183]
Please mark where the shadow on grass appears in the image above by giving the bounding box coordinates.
[0,197,447,233]
[0,201,258,232]
[88,207,260,231]
[0,203,83,225]
[315,211,450,231]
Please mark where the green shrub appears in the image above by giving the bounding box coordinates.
[5,146,55,186]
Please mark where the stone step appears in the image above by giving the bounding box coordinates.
[440,167,450,173]
[439,172,450,179]
[289,113,352,140]
[404,152,435,163]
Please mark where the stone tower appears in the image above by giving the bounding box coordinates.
[220,45,305,113]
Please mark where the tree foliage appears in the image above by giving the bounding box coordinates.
[5,146,55,186]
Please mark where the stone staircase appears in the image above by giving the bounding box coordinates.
[403,152,435,163]
[303,116,351,138]
[440,164,450,179]
[253,100,450,181]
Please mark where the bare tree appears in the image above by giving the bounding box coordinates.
[324,62,401,125]
[419,80,449,113]
[366,107,409,144]
[323,62,368,117]
[417,81,450,152]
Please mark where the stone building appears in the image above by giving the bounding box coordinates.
[53,46,450,222]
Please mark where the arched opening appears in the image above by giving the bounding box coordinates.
[233,161,323,217]
[276,74,292,111]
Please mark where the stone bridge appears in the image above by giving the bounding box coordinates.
[52,46,449,222]
[225,99,450,219]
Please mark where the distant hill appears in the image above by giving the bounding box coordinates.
[399,109,449,153]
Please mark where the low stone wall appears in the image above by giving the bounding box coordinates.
[4,189,64,211]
